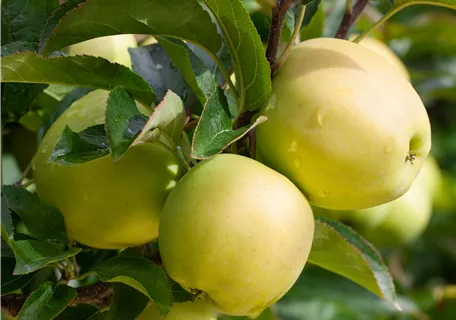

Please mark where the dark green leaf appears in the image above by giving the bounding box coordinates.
[11,240,81,274]
[156,37,217,105]
[129,44,197,108]
[93,256,172,316]
[132,90,185,146]
[88,311,108,320]
[106,283,149,320]
[204,0,272,111]
[1,258,39,295]
[168,278,194,303]
[302,0,322,28]
[191,87,267,159]
[17,282,76,320]
[49,125,110,165]
[41,0,221,56]
[1,42,37,56]
[1,240,15,258]
[1,195,14,237]
[54,304,101,320]
[308,217,397,303]
[1,0,59,45]
[39,0,89,54]
[105,87,147,160]
[1,53,155,106]
[2,186,67,242]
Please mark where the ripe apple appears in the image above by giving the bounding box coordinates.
[316,156,437,247]
[137,300,217,320]
[256,38,431,210]
[349,35,410,80]
[33,90,184,249]
[69,34,137,68]
[352,160,433,247]
[159,154,314,318]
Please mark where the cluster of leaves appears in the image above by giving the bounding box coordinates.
[1,0,456,319]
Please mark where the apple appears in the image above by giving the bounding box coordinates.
[349,35,410,80]
[141,36,158,46]
[159,154,314,318]
[137,300,217,320]
[256,38,431,210]
[69,34,137,68]
[33,90,184,249]
[418,155,442,203]
[352,160,433,247]
[316,156,437,247]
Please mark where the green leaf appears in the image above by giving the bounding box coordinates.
[1,53,155,106]
[1,195,14,238]
[308,217,397,303]
[132,90,185,147]
[302,0,323,29]
[17,282,76,320]
[106,283,149,320]
[11,240,81,274]
[2,186,67,242]
[54,304,101,320]
[1,240,15,258]
[93,256,172,316]
[39,0,89,53]
[129,44,197,108]
[1,258,40,295]
[204,0,272,112]
[156,37,217,105]
[49,125,110,165]
[1,0,59,45]
[191,87,267,159]
[41,0,221,56]
[106,87,148,161]
[0,42,53,128]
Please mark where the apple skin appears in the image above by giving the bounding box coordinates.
[349,35,410,80]
[69,34,137,68]
[137,301,217,320]
[33,90,184,249]
[353,160,433,247]
[314,156,437,247]
[256,38,431,210]
[159,154,314,318]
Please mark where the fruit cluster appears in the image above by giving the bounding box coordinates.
[33,35,431,318]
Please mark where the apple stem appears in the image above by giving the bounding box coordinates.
[334,0,369,39]
[271,4,307,75]
[265,0,294,70]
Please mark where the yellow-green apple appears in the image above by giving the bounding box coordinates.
[349,35,410,80]
[159,154,314,318]
[69,34,137,68]
[353,161,433,247]
[256,38,431,210]
[33,90,184,249]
